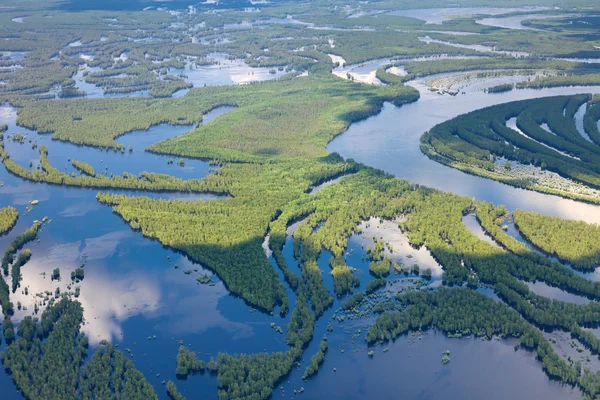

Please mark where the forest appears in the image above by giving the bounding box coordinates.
[1,297,158,399]
[421,94,600,203]
[0,207,18,235]
[513,209,600,271]
[1,1,600,400]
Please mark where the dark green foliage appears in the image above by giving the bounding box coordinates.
[342,292,364,310]
[71,159,95,176]
[375,65,407,85]
[302,337,328,379]
[11,249,31,293]
[0,276,14,316]
[476,202,600,297]
[166,381,187,400]
[486,84,513,93]
[2,220,42,276]
[79,343,158,399]
[514,209,600,271]
[584,101,600,146]
[51,267,60,281]
[3,317,15,344]
[366,278,386,294]
[1,297,157,399]
[71,267,84,281]
[421,95,600,202]
[217,349,301,400]
[571,324,600,357]
[368,288,585,392]
[175,346,205,378]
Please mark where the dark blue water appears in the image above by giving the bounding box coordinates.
[0,104,290,399]
[0,79,597,399]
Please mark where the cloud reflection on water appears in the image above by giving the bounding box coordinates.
[7,229,254,345]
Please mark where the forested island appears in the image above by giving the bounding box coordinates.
[1,0,600,399]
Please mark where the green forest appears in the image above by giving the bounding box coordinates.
[1,0,600,400]
[421,94,600,203]
[514,210,600,271]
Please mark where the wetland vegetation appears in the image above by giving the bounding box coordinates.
[2,0,600,399]
[421,94,600,203]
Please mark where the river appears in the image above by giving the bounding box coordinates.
[1,46,599,400]
[329,78,600,223]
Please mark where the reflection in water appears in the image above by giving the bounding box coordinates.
[386,7,549,25]
[419,36,530,57]
[526,281,590,305]
[477,14,564,31]
[353,217,444,279]
[169,52,287,87]
[328,82,600,224]
[462,214,500,248]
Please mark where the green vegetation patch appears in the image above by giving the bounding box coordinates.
[514,209,600,271]
[0,206,18,235]
[421,94,600,202]
[1,297,158,399]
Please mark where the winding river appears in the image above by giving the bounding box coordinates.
[1,47,599,400]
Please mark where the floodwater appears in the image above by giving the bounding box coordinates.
[477,14,563,31]
[386,7,549,25]
[1,8,600,399]
[419,36,530,57]
[328,79,600,224]
[0,104,291,399]
[168,52,288,89]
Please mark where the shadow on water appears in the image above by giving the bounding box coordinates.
[0,103,289,399]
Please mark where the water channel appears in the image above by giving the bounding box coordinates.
[1,28,599,400]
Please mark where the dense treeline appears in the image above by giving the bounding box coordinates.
[2,220,42,276]
[217,350,301,400]
[513,209,600,271]
[0,144,217,193]
[302,337,328,379]
[0,297,158,399]
[10,248,31,293]
[94,158,354,312]
[175,346,205,378]
[584,101,600,146]
[403,58,599,80]
[367,288,589,393]
[421,95,600,202]
[166,381,187,400]
[14,73,418,160]
[476,202,600,298]
[0,207,18,235]
[4,4,600,400]
[71,159,96,176]
[375,65,407,86]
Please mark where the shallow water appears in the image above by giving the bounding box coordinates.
[328,81,600,223]
[386,7,549,25]
[168,52,287,87]
[477,14,562,31]
[293,331,581,400]
[419,35,530,57]
[2,10,600,396]
[462,214,499,248]
[0,104,292,399]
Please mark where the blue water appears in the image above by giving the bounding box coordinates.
[0,105,290,399]
[0,79,597,399]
